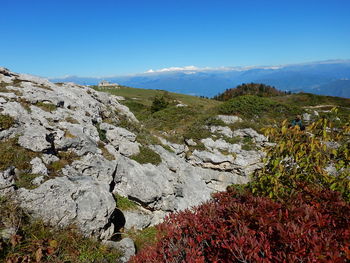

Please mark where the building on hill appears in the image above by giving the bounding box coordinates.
[98,80,119,88]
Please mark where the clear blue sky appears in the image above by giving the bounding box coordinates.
[1,0,349,77]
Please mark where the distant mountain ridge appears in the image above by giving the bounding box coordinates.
[50,60,350,98]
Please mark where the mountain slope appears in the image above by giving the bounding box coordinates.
[51,60,350,98]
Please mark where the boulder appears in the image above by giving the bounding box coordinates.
[18,125,51,152]
[103,238,135,263]
[209,125,233,138]
[232,128,267,143]
[216,115,242,124]
[201,138,241,153]
[17,176,117,239]
[30,157,48,176]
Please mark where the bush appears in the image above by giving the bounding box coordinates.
[213,83,287,101]
[131,186,350,262]
[150,96,169,113]
[250,115,350,201]
[218,95,294,118]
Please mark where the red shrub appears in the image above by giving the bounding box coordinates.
[131,187,350,263]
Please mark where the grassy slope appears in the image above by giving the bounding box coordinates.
[95,86,350,141]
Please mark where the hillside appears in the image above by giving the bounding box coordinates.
[0,68,349,262]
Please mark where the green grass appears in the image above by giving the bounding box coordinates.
[130,146,162,165]
[35,102,57,112]
[0,114,15,130]
[47,150,79,176]
[124,226,158,252]
[14,173,41,189]
[0,138,38,171]
[65,116,79,124]
[114,193,138,211]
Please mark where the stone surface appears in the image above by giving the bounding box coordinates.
[201,138,241,153]
[103,238,135,263]
[17,176,117,239]
[0,167,15,195]
[216,115,242,124]
[232,128,268,143]
[30,157,48,176]
[18,125,51,152]
[209,125,234,138]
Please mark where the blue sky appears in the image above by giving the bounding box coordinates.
[0,0,349,77]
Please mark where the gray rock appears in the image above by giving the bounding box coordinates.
[190,150,234,164]
[0,167,15,194]
[209,125,234,138]
[17,176,117,239]
[123,209,152,230]
[232,128,267,143]
[103,238,135,263]
[18,125,51,152]
[100,123,139,156]
[31,176,45,186]
[201,138,241,153]
[113,157,175,207]
[157,136,188,155]
[0,227,16,240]
[41,154,60,165]
[303,113,312,122]
[185,138,197,146]
[30,157,48,176]
[67,153,117,190]
[216,115,242,124]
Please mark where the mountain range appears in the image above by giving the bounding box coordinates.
[50,60,350,98]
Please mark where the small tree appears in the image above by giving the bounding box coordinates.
[151,95,169,113]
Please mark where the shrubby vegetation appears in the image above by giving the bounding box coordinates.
[250,113,350,201]
[132,111,350,262]
[132,186,350,262]
[213,83,289,101]
[218,95,299,118]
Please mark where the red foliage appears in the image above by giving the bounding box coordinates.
[131,187,350,263]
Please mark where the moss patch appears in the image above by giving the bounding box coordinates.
[47,150,79,175]
[14,173,41,189]
[0,138,38,171]
[65,116,79,124]
[35,101,57,112]
[130,146,161,165]
[124,226,158,252]
[0,114,15,130]
[114,193,138,211]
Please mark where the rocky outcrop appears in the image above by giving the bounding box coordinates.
[0,67,268,253]
[216,115,242,124]
[17,176,116,240]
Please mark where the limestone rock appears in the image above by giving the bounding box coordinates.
[103,238,135,263]
[18,125,51,152]
[0,167,15,195]
[30,157,48,176]
[232,128,267,143]
[209,125,234,138]
[216,115,242,124]
[17,176,117,239]
[201,138,241,153]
